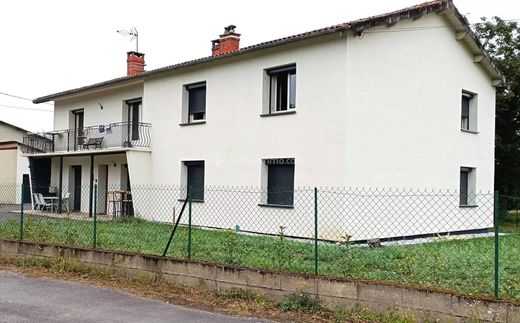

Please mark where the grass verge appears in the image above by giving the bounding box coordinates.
[0,217,519,299]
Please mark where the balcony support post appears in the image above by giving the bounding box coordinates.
[89,154,94,218]
[58,156,63,214]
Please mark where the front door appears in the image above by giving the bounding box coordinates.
[72,166,82,211]
[22,174,31,204]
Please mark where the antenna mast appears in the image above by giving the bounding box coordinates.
[117,27,139,52]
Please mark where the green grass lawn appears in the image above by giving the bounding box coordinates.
[1,217,519,299]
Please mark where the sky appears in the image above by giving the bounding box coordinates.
[0,0,518,133]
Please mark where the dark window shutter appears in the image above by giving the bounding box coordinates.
[131,103,140,140]
[461,96,470,118]
[289,72,296,109]
[460,170,469,205]
[267,65,296,75]
[267,163,295,206]
[276,73,288,111]
[189,86,206,114]
[187,162,204,200]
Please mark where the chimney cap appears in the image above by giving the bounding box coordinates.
[219,24,241,38]
[225,25,236,32]
[127,51,145,57]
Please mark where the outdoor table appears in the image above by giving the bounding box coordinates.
[108,190,132,218]
[43,196,59,212]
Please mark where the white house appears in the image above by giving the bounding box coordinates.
[24,0,501,240]
[0,120,31,204]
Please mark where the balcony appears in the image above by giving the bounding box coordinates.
[22,122,151,154]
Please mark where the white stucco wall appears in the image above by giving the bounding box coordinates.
[0,123,26,143]
[50,154,128,213]
[54,84,144,129]
[45,12,496,239]
[0,146,29,203]
[144,35,349,188]
[50,85,144,152]
[343,14,495,192]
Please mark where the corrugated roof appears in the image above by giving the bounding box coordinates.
[33,0,502,103]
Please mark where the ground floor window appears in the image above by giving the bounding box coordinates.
[460,167,476,206]
[265,158,295,206]
[185,161,205,201]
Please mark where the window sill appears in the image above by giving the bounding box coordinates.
[177,199,205,203]
[258,203,294,209]
[260,110,296,118]
[461,129,479,134]
[459,204,478,208]
[179,121,206,126]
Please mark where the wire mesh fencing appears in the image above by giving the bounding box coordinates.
[0,183,517,300]
[496,195,520,298]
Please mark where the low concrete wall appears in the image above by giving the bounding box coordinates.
[1,239,518,322]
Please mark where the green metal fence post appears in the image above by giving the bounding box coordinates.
[188,185,192,260]
[93,181,98,248]
[314,187,318,275]
[494,191,500,298]
[19,183,24,241]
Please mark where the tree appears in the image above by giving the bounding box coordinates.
[474,17,520,195]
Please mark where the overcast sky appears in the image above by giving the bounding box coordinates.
[1,0,518,132]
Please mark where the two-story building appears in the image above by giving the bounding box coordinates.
[24,0,502,240]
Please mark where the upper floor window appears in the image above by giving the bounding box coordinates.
[461,91,477,132]
[182,82,206,124]
[267,65,296,114]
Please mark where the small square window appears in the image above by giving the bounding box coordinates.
[184,161,205,201]
[264,158,295,206]
[267,65,296,113]
[184,82,206,123]
[461,91,477,132]
[460,167,476,206]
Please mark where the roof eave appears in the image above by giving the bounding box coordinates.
[32,0,505,103]
[32,26,347,104]
[441,1,504,86]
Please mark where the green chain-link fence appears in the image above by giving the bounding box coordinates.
[0,183,518,300]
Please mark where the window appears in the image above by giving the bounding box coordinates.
[268,65,296,113]
[265,158,295,206]
[461,91,477,132]
[185,82,206,123]
[185,161,205,200]
[460,167,476,206]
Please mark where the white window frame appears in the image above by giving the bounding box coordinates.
[461,90,478,133]
[460,167,477,207]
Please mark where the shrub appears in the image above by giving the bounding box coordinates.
[279,290,321,313]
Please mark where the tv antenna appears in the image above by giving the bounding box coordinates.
[117,27,139,52]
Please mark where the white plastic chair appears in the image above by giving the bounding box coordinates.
[61,192,70,212]
[36,193,53,212]
[33,193,42,210]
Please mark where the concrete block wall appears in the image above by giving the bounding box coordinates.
[0,239,518,322]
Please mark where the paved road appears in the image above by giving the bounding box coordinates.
[0,271,271,323]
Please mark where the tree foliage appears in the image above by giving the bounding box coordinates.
[474,17,520,195]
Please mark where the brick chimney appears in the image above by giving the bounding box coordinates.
[211,25,240,56]
[127,51,145,76]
